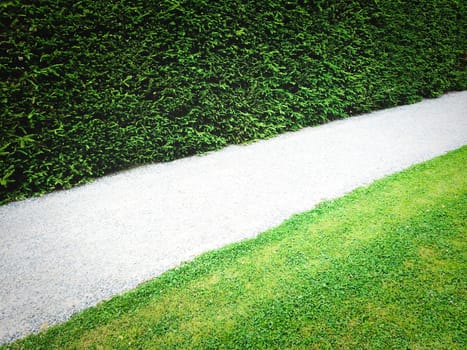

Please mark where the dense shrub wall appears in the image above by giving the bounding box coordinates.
[1,0,466,204]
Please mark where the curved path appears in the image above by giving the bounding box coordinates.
[1,91,466,343]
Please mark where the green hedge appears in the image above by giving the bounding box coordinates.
[1,0,466,204]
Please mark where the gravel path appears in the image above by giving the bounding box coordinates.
[1,91,466,344]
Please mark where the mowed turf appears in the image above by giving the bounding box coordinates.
[4,146,466,349]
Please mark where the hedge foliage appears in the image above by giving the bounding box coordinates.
[1,0,466,204]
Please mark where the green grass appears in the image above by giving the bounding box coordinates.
[4,147,466,349]
[1,0,466,204]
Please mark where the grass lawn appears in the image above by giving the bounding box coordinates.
[4,146,466,349]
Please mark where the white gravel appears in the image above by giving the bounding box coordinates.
[1,91,466,344]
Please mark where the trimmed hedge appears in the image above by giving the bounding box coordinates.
[1,0,466,204]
